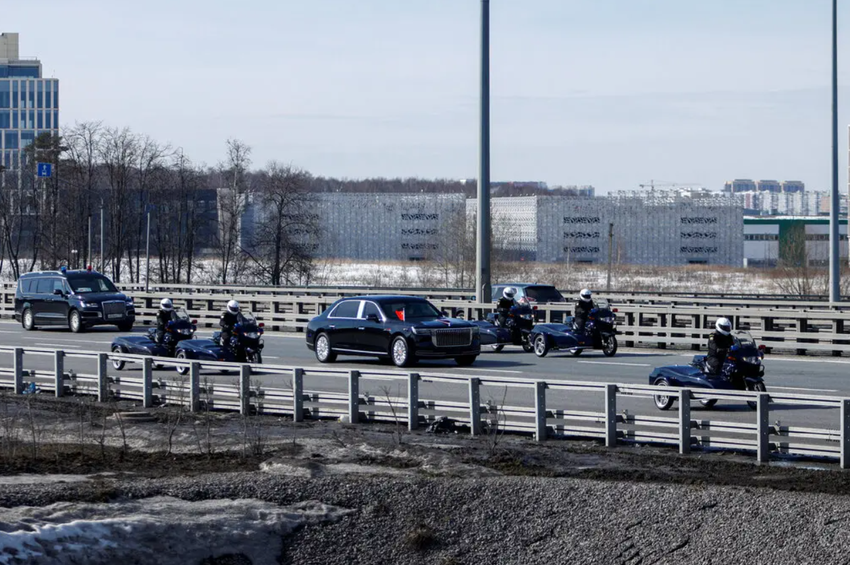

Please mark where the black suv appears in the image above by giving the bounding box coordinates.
[14,269,136,332]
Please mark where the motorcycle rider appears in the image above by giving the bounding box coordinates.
[573,288,595,333]
[220,300,241,351]
[705,317,735,375]
[496,287,517,327]
[155,298,175,347]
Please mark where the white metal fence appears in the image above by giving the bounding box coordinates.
[1,345,848,468]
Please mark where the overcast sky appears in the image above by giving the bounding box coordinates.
[6,0,850,193]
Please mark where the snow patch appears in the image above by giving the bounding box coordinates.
[0,497,352,565]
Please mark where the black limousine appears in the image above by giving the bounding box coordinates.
[306,295,480,367]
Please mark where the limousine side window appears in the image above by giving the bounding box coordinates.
[329,300,361,319]
[361,301,383,320]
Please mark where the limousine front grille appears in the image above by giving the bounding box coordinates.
[102,301,126,319]
[433,328,473,348]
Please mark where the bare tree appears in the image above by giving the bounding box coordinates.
[99,127,138,282]
[246,162,316,285]
[215,139,252,284]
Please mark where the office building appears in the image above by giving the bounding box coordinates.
[0,32,59,175]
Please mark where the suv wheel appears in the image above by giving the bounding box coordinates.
[22,308,36,331]
[68,310,85,333]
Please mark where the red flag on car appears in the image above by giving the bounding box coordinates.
[395,309,405,321]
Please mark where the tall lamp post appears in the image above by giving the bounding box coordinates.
[829,0,841,302]
[476,0,492,304]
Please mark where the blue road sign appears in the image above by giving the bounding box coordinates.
[37,163,52,178]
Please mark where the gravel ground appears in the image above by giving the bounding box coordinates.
[2,396,850,564]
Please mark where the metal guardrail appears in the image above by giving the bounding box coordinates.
[0,345,849,467]
[1,284,848,354]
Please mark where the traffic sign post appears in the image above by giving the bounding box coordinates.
[37,162,52,178]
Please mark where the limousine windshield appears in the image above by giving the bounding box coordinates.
[66,274,118,294]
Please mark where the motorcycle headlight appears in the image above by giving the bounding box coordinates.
[411,327,432,336]
[602,316,616,324]
[245,331,260,339]
[178,328,193,335]
[743,356,760,365]
[521,314,532,320]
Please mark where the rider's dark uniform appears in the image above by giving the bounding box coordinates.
[706,331,735,374]
[155,309,175,345]
[220,311,239,349]
[496,296,514,326]
[573,299,595,333]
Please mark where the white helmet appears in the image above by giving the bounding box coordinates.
[160,298,173,311]
[579,289,592,302]
[227,300,240,314]
[502,287,517,300]
[715,317,732,336]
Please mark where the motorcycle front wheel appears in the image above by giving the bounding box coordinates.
[602,335,618,357]
[248,351,263,364]
[746,381,767,410]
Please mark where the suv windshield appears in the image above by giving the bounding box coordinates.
[66,274,118,294]
[381,299,441,321]
[524,286,565,303]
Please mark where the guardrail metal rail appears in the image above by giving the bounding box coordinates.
[1,345,849,468]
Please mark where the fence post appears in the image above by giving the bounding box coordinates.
[142,357,153,408]
[97,353,109,402]
[293,368,304,422]
[678,389,691,454]
[53,350,65,398]
[534,381,547,442]
[348,370,360,423]
[408,372,420,431]
[469,378,481,436]
[190,362,200,413]
[240,365,252,415]
[12,347,23,394]
[604,383,617,447]
[842,399,850,469]
[757,392,770,463]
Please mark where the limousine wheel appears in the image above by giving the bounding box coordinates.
[455,355,476,367]
[68,310,85,333]
[111,346,125,370]
[315,333,337,363]
[391,336,414,367]
[22,308,35,331]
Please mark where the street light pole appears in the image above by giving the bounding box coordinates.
[100,201,105,273]
[476,0,492,304]
[145,206,152,293]
[829,0,841,302]
[87,214,92,268]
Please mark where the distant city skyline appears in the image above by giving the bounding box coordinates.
[4,1,850,193]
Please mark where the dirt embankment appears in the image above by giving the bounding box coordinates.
[2,395,850,564]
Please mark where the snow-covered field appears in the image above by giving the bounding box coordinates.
[2,256,842,296]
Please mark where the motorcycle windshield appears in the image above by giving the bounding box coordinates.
[237,312,256,325]
[733,331,755,348]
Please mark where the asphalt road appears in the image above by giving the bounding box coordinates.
[1,320,849,434]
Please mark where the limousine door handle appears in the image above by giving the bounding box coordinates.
[357,327,365,331]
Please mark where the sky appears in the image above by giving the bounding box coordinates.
[5,0,850,193]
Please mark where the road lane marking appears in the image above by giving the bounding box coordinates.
[34,343,82,349]
[457,367,524,374]
[21,337,112,345]
[577,361,651,367]
[764,358,850,365]
[770,386,838,393]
